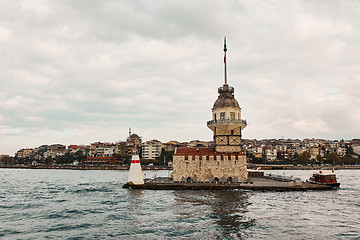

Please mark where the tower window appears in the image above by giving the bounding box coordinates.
[220,112,225,120]
[230,112,235,120]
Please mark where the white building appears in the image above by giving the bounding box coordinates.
[336,146,346,157]
[247,146,263,158]
[277,145,287,152]
[263,147,277,160]
[142,140,164,160]
[16,149,33,158]
[352,144,360,155]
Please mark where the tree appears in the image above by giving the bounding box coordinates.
[315,154,323,164]
[293,152,299,161]
[342,155,357,165]
[249,156,266,164]
[325,152,340,165]
[44,156,53,165]
[156,149,174,165]
[298,151,310,165]
[0,155,13,165]
[345,145,354,156]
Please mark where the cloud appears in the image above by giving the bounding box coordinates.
[0,0,360,155]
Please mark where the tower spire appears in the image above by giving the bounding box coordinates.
[224,37,228,86]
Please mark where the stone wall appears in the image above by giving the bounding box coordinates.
[172,153,247,182]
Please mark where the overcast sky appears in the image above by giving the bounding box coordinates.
[1,0,360,155]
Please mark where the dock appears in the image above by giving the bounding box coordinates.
[123,176,338,191]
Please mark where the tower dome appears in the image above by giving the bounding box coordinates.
[212,84,240,109]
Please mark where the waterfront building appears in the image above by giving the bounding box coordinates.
[84,157,121,165]
[142,139,164,160]
[248,146,263,158]
[15,148,34,159]
[173,38,248,183]
[277,144,287,152]
[309,146,320,159]
[277,151,290,161]
[165,141,179,152]
[88,142,116,157]
[188,140,212,148]
[352,144,360,155]
[336,146,346,157]
[263,147,277,161]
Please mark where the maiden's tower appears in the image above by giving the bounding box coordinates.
[172,38,248,183]
[124,39,340,191]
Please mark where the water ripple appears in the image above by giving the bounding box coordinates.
[0,169,359,239]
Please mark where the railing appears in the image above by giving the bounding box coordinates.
[264,174,302,182]
[218,86,234,92]
[207,119,247,126]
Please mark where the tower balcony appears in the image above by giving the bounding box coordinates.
[207,119,247,131]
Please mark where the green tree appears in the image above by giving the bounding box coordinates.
[44,156,53,165]
[315,154,323,164]
[345,145,354,156]
[342,155,356,165]
[156,149,174,165]
[249,156,266,164]
[325,152,340,165]
[298,151,310,165]
[0,155,13,165]
[292,152,299,162]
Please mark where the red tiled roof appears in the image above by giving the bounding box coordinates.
[174,147,244,156]
[174,147,215,155]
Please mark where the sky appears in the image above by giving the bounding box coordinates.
[1,0,360,155]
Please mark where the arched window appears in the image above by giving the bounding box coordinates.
[227,177,233,183]
[186,177,192,183]
[213,177,220,183]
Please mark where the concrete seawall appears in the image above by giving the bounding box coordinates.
[123,177,339,191]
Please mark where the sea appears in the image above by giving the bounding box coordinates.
[0,169,359,240]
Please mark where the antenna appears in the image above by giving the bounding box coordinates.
[224,37,228,85]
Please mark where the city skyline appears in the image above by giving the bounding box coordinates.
[1,1,360,155]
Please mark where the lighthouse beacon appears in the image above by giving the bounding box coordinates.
[127,154,144,185]
[172,38,248,183]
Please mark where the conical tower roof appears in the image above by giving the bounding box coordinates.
[212,84,240,109]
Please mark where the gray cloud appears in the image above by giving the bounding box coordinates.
[1,0,360,155]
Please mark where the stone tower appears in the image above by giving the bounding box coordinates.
[207,37,247,153]
[172,38,248,183]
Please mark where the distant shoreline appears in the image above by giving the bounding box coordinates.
[1,165,360,170]
[250,164,360,170]
[0,165,172,171]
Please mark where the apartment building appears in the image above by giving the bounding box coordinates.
[142,140,164,160]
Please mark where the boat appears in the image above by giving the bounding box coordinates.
[308,169,340,188]
[247,167,264,178]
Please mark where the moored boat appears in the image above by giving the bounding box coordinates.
[308,169,340,188]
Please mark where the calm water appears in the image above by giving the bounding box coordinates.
[0,169,359,240]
